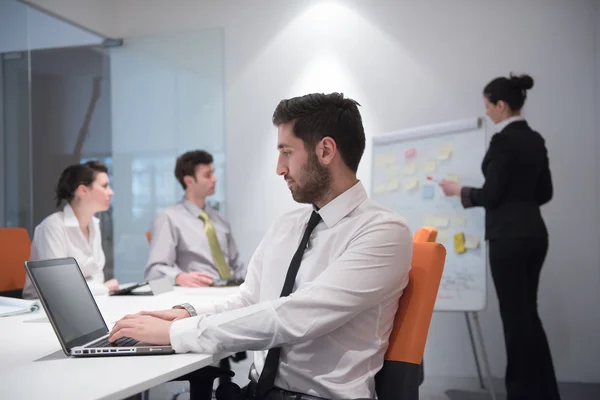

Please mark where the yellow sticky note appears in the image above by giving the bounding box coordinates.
[375,154,387,168]
[424,215,437,226]
[403,162,417,175]
[453,214,466,227]
[437,143,453,160]
[465,235,481,249]
[405,178,419,191]
[386,166,398,179]
[437,229,449,243]
[386,179,399,192]
[453,232,466,254]
[374,183,386,195]
[424,160,437,173]
[447,174,460,183]
[423,215,436,226]
[434,216,450,228]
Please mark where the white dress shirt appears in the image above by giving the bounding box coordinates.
[22,203,106,299]
[170,182,413,398]
[494,115,525,132]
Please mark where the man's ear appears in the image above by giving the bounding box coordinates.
[318,137,337,166]
[183,175,195,188]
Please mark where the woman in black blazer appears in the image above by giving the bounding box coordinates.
[440,74,560,400]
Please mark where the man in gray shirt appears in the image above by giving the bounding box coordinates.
[144,150,246,286]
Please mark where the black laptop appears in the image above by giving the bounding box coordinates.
[24,257,174,357]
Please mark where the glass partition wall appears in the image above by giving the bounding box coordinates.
[0,0,225,283]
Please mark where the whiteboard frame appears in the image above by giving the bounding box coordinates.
[373,117,483,145]
[371,116,491,312]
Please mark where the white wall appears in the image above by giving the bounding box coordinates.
[32,0,600,383]
[0,0,103,53]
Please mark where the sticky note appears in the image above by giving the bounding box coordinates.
[375,154,387,167]
[405,178,419,191]
[422,184,435,200]
[424,215,437,226]
[447,174,460,183]
[465,235,481,249]
[402,162,417,175]
[375,154,395,167]
[374,183,386,195]
[405,148,417,158]
[386,166,398,179]
[453,232,466,254]
[437,229,449,243]
[437,143,453,160]
[386,179,399,192]
[453,214,466,227]
[434,216,450,228]
[424,160,437,173]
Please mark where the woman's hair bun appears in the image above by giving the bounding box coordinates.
[510,73,534,91]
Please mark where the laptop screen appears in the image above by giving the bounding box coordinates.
[25,258,108,349]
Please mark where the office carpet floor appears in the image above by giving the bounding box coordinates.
[147,358,600,400]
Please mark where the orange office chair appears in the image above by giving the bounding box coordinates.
[412,225,438,386]
[375,241,446,400]
[414,225,438,243]
[0,228,32,298]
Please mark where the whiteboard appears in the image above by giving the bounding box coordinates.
[371,117,488,311]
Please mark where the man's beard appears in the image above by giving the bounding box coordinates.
[289,153,332,205]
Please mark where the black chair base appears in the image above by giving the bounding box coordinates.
[0,289,23,299]
[172,365,235,400]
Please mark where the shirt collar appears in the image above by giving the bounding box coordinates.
[495,115,525,132]
[182,198,207,218]
[63,203,80,227]
[317,181,367,228]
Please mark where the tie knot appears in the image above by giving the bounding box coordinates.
[199,211,209,222]
[307,211,322,233]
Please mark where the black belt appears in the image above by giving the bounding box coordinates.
[245,365,328,400]
[245,381,328,400]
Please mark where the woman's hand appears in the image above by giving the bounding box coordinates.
[104,278,120,292]
[439,179,462,196]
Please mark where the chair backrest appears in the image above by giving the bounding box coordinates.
[413,226,438,242]
[0,228,32,296]
[145,231,151,243]
[375,241,446,400]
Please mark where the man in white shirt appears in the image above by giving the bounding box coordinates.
[110,93,413,399]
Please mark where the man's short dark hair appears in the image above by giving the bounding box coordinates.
[175,150,214,189]
[272,92,365,172]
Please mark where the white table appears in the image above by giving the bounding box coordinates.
[0,287,241,400]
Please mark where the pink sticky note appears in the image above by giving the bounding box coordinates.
[405,148,416,158]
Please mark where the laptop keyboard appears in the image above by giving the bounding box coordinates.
[92,337,139,348]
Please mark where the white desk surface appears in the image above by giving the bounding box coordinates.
[0,287,241,400]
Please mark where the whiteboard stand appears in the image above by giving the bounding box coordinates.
[465,311,497,400]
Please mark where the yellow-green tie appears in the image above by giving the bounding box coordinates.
[199,211,232,279]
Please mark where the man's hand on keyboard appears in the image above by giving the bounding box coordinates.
[108,314,172,345]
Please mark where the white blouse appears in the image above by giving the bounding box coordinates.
[22,203,106,299]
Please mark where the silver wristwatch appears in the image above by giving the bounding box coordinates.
[173,302,197,317]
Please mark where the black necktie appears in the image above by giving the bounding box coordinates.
[255,211,323,397]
